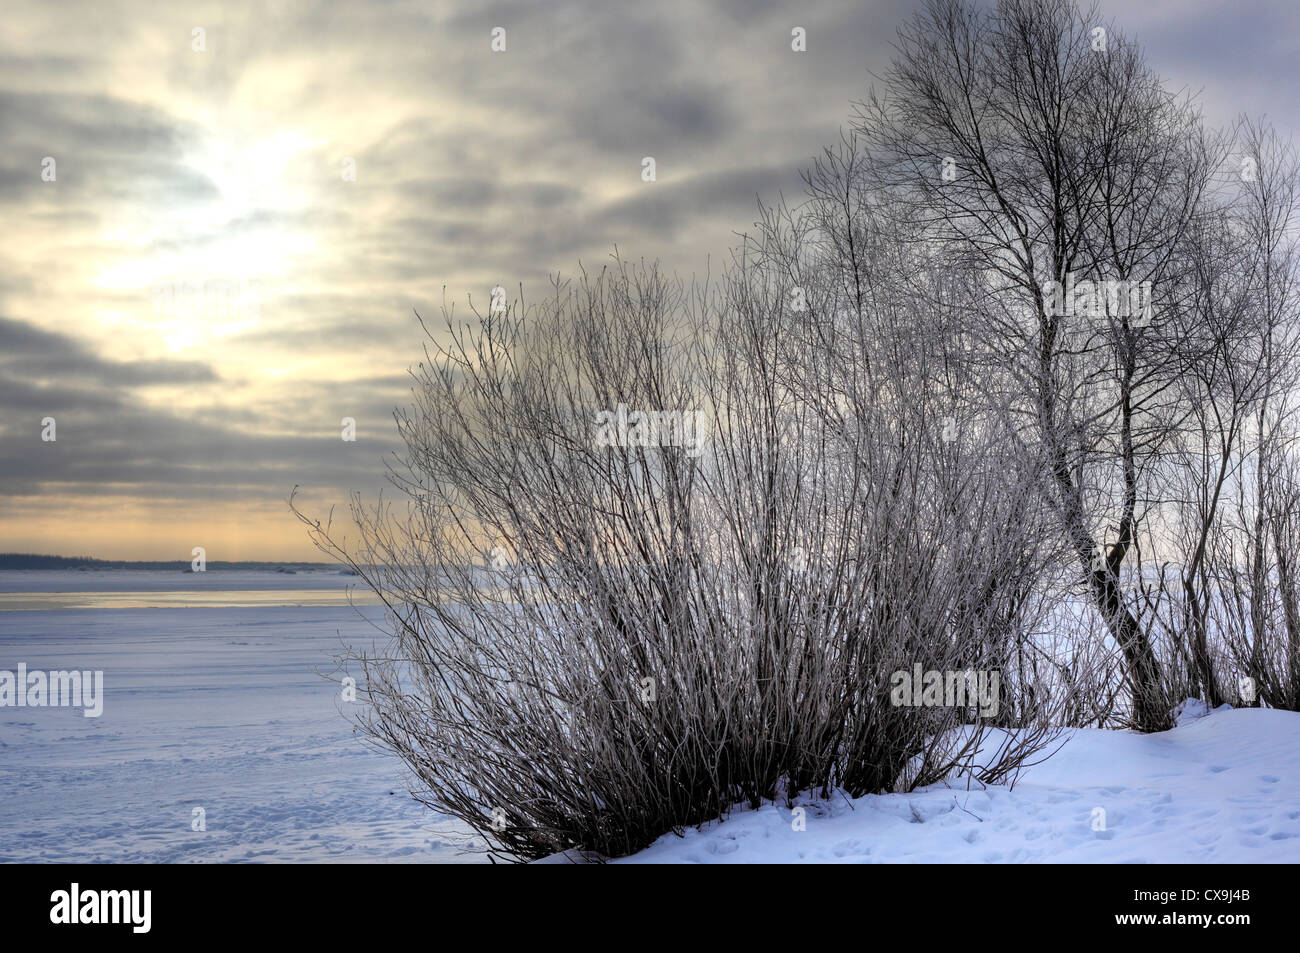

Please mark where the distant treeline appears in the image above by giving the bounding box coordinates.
[0,553,341,571]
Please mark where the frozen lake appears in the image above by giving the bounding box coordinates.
[0,571,484,863]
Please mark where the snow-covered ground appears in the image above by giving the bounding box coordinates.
[617,706,1300,863]
[2,571,1296,863]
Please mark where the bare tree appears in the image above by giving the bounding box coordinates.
[1195,119,1300,711]
[850,0,1231,729]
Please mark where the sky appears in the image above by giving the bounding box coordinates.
[1,0,1297,561]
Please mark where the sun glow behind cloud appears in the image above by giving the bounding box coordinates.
[92,125,325,353]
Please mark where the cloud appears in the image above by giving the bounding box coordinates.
[0,315,401,501]
[0,316,219,389]
[0,0,1294,557]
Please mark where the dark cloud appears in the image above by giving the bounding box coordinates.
[594,163,808,238]
[0,315,400,500]
[0,317,218,388]
[0,90,213,203]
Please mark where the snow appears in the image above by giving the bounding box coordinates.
[616,707,1300,863]
[2,570,1297,864]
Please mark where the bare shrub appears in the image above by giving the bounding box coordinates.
[293,251,1064,860]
